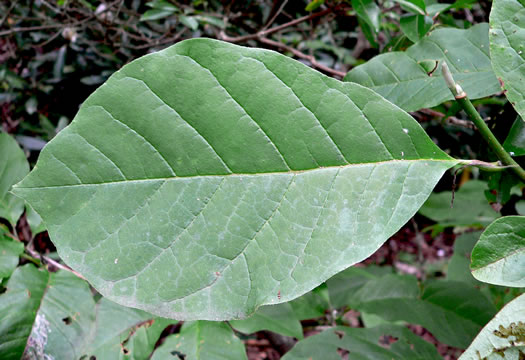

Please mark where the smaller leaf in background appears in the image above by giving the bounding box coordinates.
[24,97,38,115]
[357,17,379,48]
[179,15,199,30]
[0,265,51,360]
[517,200,525,215]
[230,303,303,339]
[192,15,225,29]
[503,116,525,157]
[352,0,381,32]
[84,298,174,359]
[140,0,178,21]
[25,204,46,236]
[288,286,331,320]
[0,132,29,226]
[399,14,433,43]
[484,170,522,207]
[151,321,247,360]
[281,325,442,360]
[345,24,501,112]
[14,135,47,151]
[419,180,499,229]
[0,232,24,280]
[447,231,482,284]
[0,132,29,199]
[392,0,426,15]
[0,193,25,228]
[326,265,393,308]
[348,275,497,348]
[459,293,525,359]
[471,216,525,287]
[305,0,325,12]
[426,3,451,16]
[0,265,173,359]
[490,0,525,120]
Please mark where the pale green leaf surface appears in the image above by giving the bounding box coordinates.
[13,38,457,320]
[281,325,442,360]
[349,275,497,348]
[345,24,501,111]
[0,265,172,359]
[151,321,247,360]
[0,236,24,279]
[490,0,525,120]
[459,293,525,359]
[230,302,303,339]
[471,216,525,287]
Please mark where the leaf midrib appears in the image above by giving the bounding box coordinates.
[13,158,456,190]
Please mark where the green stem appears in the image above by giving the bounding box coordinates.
[442,62,525,183]
[21,252,41,266]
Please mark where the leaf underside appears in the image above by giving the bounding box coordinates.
[471,216,525,287]
[345,23,500,112]
[459,293,525,359]
[13,38,456,320]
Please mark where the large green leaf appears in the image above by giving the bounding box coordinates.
[0,265,172,359]
[459,293,525,359]
[151,321,247,360]
[471,216,525,287]
[0,133,29,226]
[345,24,501,112]
[12,38,457,320]
[348,275,497,348]
[281,325,442,360]
[490,0,525,119]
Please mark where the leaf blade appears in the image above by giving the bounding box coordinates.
[471,216,525,287]
[345,24,501,111]
[13,38,457,320]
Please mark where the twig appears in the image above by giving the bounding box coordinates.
[25,247,86,280]
[262,0,289,31]
[258,37,346,78]
[442,62,525,182]
[219,7,335,43]
[415,108,476,129]
[0,0,122,37]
